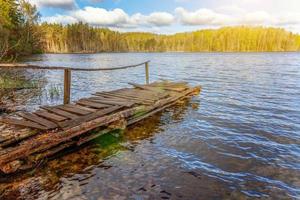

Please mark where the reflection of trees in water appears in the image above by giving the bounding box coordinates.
[0,69,46,113]
[0,99,199,199]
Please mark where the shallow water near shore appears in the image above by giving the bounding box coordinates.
[1,52,300,199]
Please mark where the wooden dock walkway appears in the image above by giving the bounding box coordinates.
[0,61,200,174]
[0,80,200,174]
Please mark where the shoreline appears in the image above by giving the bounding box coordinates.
[33,51,300,55]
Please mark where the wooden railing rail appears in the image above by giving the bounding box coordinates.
[0,61,151,104]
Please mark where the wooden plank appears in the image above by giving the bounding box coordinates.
[149,82,189,92]
[57,104,92,115]
[117,89,166,100]
[58,105,122,130]
[35,110,67,122]
[163,87,187,92]
[0,136,8,144]
[96,92,154,104]
[17,112,57,129]
[90,96,137,104]
[93,93,151,105]
[111,89,160,101]
[88,97,137,107]
[116,90,155,100]
[76,99,110,109]
[128,83,168,94]
[145,85,188,92]
[0,117,48,130]
[41,106,79,120]
[167,81,189,86]
[89,96,143,106]
[150,81,188,87]
[90,94,139,103]
[68,104,98,112]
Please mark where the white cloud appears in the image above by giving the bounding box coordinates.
[147,12,175,26]
[129,12,175,27]
[38,3,300,33]
[175,7,234,26]
[73,7,128,26]
[42,7,175,28]
[28,0,76,9]
[175,7,300,28]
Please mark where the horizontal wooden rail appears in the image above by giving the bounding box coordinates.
[0,61,150,71]
[0,61,151,104]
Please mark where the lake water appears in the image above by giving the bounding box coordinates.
[1,52,300,199]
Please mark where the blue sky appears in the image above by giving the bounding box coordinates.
[29,0,300,34]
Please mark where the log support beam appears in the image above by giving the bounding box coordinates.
[64,69,71,104]
[145,62,149,84]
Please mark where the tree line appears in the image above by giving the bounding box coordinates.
[41,23,300,53]
[1,0,300,61]
[0,0,41,61]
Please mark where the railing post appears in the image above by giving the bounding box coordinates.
[145,62,149,84]
[64,69,71,104]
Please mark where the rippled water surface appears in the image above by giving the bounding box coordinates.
[1,53,300,199]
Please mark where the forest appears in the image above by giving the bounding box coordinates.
[1,0,300,61]
[0,0,41,61]
[41,23,300,53]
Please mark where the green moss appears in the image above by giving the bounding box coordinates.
[89,129,127,158]
[92,129,123,148]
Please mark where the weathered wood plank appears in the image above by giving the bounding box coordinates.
[125,91,167,101]
[149,82,189,92]
[41,106,79,120]
[76,100,110,109]
[35,111,67,122]
[112,89,161,101]
[57,104,92,115]
[0,136,8,143]
[88,97,136,107]
[0,118,48,130]
[96,92,154,104]
[163,87,187,92]
[150,81,188,87]
[0,129,39,148]
[90,94,142,104]
[17,112,57,129]
[128,82,175,93]
[117,91,158,100]
[69,104,98,112]
[58,105,122,130]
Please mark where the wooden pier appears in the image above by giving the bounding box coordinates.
[0,62,200,174]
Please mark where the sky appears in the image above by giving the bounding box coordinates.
[28,0,300,34]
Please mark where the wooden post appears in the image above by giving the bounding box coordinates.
[64,69,71,104]
[145,62,149,84]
